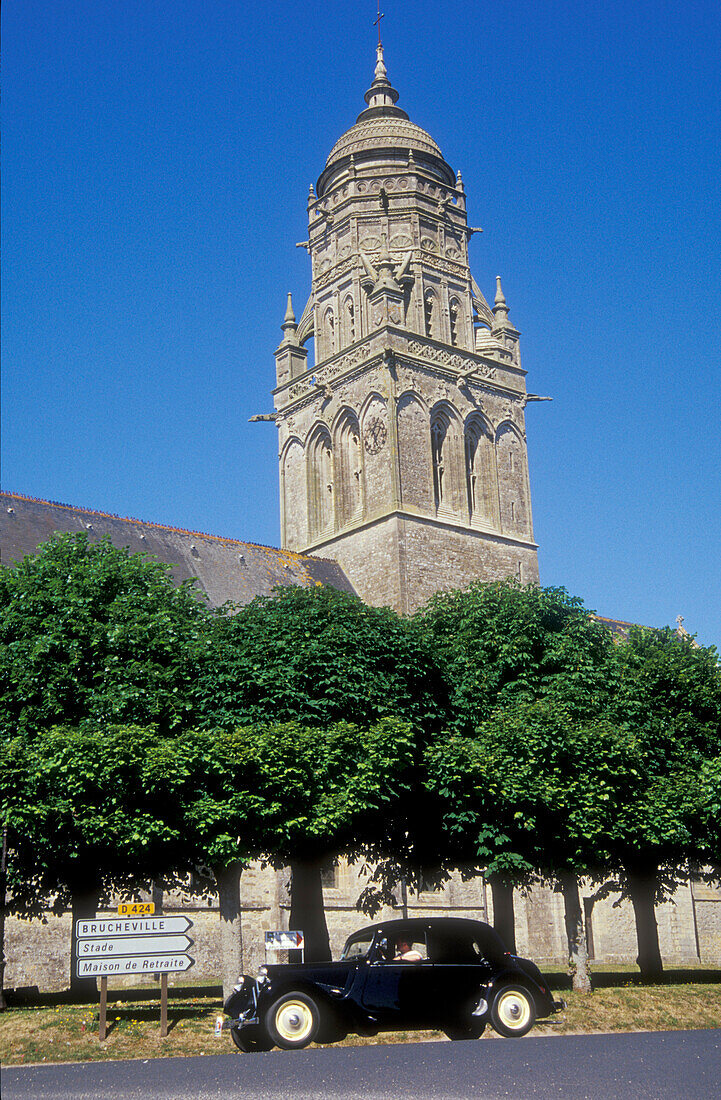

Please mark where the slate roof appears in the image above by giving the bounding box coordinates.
[0,492,355,608]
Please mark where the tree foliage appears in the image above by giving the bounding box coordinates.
[0,533,209,736]
[0,726,189,919]
[193,584,448,733]
[415,579,615,730]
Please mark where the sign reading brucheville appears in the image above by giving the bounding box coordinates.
[76,916,191,937]
[77,954,195,977]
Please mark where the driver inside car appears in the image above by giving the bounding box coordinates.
[393,937,423,962]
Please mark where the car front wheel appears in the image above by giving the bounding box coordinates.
[265,991,320,1049]
[444,1022,486,1040]
[229,1023,274,1052]
[490,985,536,1037]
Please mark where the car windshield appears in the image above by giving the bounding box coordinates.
[341,930,374,959]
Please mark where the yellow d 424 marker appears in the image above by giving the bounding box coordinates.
[117,901,155,916]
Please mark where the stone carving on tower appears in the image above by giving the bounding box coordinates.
[273,47,540,613]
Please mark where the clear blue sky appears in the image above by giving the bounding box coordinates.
[3,1,720,649]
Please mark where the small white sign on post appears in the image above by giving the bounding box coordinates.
[264,930,304,963]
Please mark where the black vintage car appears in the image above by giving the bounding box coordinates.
[222,917,564,1051]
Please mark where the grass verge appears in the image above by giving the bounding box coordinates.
[2,982,721,1066]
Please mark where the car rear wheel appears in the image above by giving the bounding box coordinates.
[265,991,320,1049]
[490,985,536,1038]
[229,1023,274,1052]
[444,1022,486,1040]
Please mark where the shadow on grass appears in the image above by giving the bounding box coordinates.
[5,983,223,1008]
[546,969,721,991]
[93,1006,199,1035]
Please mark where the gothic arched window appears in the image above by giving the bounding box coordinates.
[424,290,437,340]
[431,413,448,509]
[465,414,499,527]
[324,308,336,359]
[449,297,461,347]
[307,426,334,540]
[335,411,363,527]
[495,423,532,538]
[431,404,465,515]
[341,296,355,347]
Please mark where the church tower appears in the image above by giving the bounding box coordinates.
[273,48,539,613]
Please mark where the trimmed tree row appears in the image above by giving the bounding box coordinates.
[1,534,719,1001]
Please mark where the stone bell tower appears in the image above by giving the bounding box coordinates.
[273,47,540,613]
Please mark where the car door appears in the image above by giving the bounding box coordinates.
[427,928,493,1024]
[359,932,431,1024]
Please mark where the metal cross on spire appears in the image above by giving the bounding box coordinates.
[374,0,384,46]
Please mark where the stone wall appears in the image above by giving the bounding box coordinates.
[6,859,719,994]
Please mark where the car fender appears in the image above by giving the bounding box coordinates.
[260,978,341,1015]
[223,978,258,1019]
[481,972,539,1013]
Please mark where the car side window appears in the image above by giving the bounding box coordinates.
[342,933,374,959]
[429,930,480,963]
[388,932,427,962]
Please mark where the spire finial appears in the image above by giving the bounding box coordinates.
[492,275,511,330]
[280,292,300,345]
[374,1,384,47]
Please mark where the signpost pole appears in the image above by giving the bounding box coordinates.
[160,973,168,1037]
[98,976,108,1041]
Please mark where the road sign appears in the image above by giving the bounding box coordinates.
[75,912,196,1039]
[76,934,192,957]
[77,954,194,977]
[76,916,191,937]
[118,901,155,916]
[265,930,304,950]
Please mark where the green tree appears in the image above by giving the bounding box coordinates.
[601,626,721,982]
[416,579,615,952]
[0,726,190,999]
[144,718,416,989]
[415,579,614,731]
[425,702,647,991]
[192,583,447,952]
[0,532,209,737]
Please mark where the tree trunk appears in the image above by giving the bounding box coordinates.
[289,857,331,963]
[0,826,8,1010]
[487,874,516,954]
[559,872,591,993]
[626,866,664,983]
[213,862,244,1002]
[70,888,101,1002]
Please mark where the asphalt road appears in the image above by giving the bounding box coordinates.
[3,1030,719,1099]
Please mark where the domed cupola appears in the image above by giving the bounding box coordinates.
[317,46,455,197]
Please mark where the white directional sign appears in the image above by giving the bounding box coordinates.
[77,934,192,957]
[76,916,191,937]
[77,954,195,977]
[74,914,194,977]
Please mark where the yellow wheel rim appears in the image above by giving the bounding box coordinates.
[497,991,531,1031]
[274,999,314,1044]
